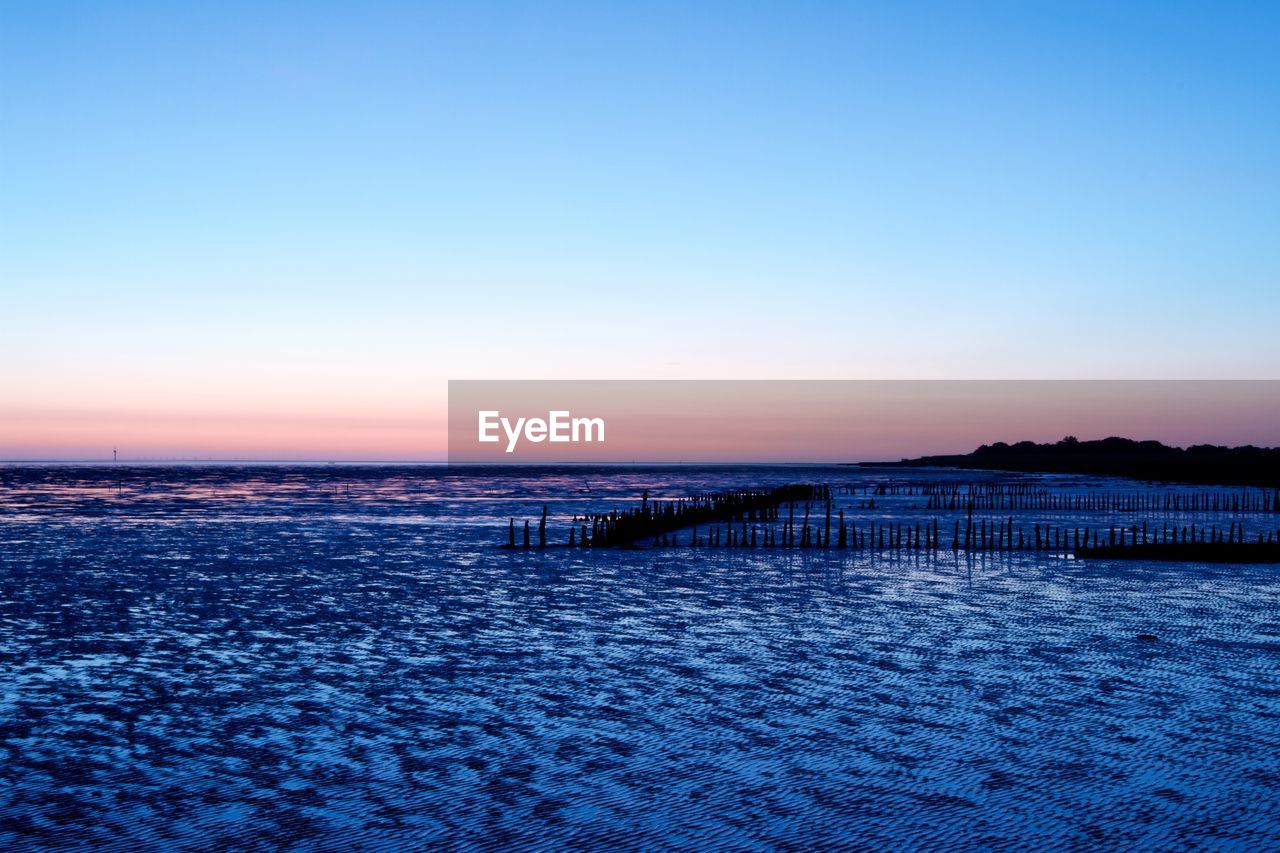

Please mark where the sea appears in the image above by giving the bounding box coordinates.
[1,464,1277,850]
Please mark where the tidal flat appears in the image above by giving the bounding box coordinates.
[1,465,1278,849]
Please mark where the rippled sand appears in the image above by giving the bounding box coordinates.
[1,465,1278,849]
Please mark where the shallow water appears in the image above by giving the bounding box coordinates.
[1,465,1278,849]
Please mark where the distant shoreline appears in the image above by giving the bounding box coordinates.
[871,437,1280,488]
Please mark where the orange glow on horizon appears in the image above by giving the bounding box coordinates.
[5,381,1279,462]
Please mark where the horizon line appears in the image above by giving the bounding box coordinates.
[0,457,923,467]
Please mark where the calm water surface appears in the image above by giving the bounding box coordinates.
[1,465,1278,850]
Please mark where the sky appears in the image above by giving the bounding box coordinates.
[2,1,1278,460]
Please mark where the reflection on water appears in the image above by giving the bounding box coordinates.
[1,465,1278,849]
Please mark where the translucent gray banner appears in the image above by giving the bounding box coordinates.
[447,380,1280,465]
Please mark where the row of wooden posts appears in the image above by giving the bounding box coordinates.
[923,489,1280,514]
[505,484,826,549]
[506,493,1280,552]
[846,481,1280,514]
[509,517,1280,551]
[631,516,1280,551]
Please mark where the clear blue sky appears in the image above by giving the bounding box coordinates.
[2,1,1278,457]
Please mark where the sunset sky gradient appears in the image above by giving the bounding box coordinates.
[3,2,1278,459]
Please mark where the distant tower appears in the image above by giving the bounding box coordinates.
[113,447,117,462]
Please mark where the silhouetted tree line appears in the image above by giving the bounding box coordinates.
[877,436,1280,487]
